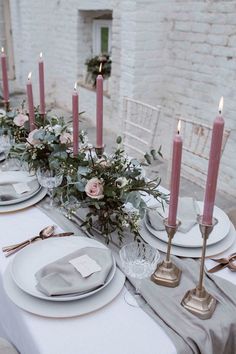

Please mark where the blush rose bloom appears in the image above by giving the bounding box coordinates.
[27,129,40,146]
[85,178,104,199]
[13,113,28,127]
[59,132,73,145]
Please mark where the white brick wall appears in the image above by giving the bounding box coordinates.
[8,0,236,196]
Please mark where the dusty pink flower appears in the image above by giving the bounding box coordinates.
[27,129,40,146]
[85,178,104,199]
[59,132,73,145]
[13,113,28,127]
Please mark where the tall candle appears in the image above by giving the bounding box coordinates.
[38,52,46,116]
[168,120,183,226]
[1,47,9,102]
[96,63,103,148]
[26,72,35,131]
[72,83,79,156]
[202,97,225,225]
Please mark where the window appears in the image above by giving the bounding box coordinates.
[93,20,112,55]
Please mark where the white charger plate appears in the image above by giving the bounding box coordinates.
[145,202,230,248]
[140,220,235,258]
[11,236,116,302]
[0,187,47,213]
[4,263,125,318]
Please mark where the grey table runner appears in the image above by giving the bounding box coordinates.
[37,200,236,354]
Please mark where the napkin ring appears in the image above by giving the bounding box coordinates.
[181,215,218,320]
[151,218,182,288]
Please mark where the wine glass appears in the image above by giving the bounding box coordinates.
[0,129,15,170]
[36,168,63,208]
[119,241,160,307]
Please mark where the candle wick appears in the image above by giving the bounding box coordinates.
[219,110,222,115]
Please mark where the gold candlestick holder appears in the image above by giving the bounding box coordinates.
[3,100,10,112]
[95,146,104,158]
[181,215,218,320]
[151,218,182,287]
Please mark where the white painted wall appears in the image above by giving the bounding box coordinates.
[8,0,236,196]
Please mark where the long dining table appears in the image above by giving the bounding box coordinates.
[0,201,236,354]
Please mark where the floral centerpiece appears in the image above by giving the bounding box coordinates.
[11,115,87,172]
[56,137,168,243]
[0,102,47,143]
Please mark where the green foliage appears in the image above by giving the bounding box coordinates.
[85,54,112,87]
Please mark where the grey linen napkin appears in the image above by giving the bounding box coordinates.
[0,179,39,202]
[35,247,113,296]
[147,197,200,233]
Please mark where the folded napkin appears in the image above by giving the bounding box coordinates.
[35,247,113,296]
[0,171,36,185]
[147,197,200,233]
[130,255,236,354]
[0,179,39,202]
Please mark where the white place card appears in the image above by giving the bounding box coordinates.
[13,182,31,195]
[69,254,102,278]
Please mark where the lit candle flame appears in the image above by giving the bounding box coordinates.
[28,72,32,80]
[99,63,102,73]
[218,96,224,115]
[74,82,77,91]
[1,47,4,53]
[177,120,181,134]
[40,52,43,59]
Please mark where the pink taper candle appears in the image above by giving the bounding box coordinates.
[72,82,79,156]
[168,120,183,226]
[26,72,35,131]
[38,52,46,116]
[1,47,9,102]
[202,97,225,225]
[96,63,103,148]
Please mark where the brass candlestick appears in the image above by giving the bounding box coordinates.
[95,146,104,158]
[3,100,10,112]
[181,215,218,320]
[151,218,182,287]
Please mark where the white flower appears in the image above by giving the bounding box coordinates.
[13,113,28,127]
[115,177,128,188]
[0,109,6,118]
[27,129,40,146]
[59,132,73,145]
[85,178,104,199]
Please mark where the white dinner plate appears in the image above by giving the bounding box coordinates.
[145,202,230,248]
[0,187,47,213]
[4,263,125,318]
[0,184,41,206]
[11,236,116,302]
[140,220,235,258]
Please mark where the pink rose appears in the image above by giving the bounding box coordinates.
[85,178,104,199]
[27,129,40,146]
[13,113,28,127]
[59,132,73,145]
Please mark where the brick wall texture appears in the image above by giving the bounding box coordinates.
[8,0,236,196]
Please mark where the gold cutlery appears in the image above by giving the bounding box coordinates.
[2,225,74,257]
[208,252,236,273]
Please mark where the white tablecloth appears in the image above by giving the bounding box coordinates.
[0,207,236,354]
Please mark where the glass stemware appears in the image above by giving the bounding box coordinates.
[119,241,160,307]
[0,129,14,167]
[36,168,63,208]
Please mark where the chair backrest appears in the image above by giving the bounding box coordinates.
[175,116,230,187]
[122,97,161,159]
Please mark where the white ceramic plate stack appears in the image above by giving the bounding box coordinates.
[0,171,47,213]
[3,236,125,318]
[140,201,235,258]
